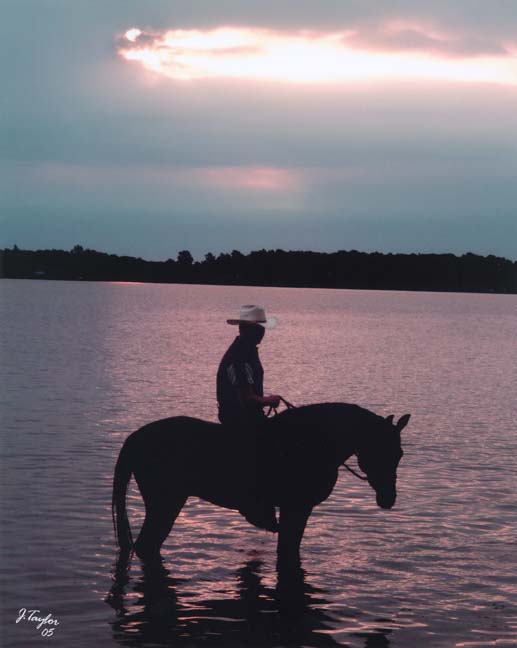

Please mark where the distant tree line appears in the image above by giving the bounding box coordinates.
[1,245,516,293]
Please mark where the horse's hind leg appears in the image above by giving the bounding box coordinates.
[134,493,187,561]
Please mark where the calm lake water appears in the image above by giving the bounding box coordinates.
[1,279,516,648]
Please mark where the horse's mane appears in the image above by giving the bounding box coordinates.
[269,402,381,425]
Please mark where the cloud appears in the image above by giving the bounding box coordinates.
[344,21,513,57]
[117,24,517,86]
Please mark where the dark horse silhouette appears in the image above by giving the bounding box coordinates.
[112,403,409,570]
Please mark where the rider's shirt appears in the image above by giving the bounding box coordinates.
[217,336,264,425]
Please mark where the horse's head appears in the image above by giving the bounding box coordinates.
[357,413,410,510]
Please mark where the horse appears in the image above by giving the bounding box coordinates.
[112,403,409,570]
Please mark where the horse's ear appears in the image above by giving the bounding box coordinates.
[396,414,411,431]
[385,415,394,425]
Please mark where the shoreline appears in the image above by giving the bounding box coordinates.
[2,276,516,296]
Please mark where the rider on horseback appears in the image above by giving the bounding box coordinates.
[217,305,281,532]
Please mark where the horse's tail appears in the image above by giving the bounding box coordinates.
[112,436,134,553]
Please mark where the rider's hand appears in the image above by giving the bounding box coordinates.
[266,395,281,408]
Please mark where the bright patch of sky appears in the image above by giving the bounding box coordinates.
[1,1,516,259]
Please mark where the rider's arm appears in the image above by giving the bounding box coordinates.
[238,386,281,408]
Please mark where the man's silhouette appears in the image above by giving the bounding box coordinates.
[217,305,281,532]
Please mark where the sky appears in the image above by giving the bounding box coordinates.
[1,0,517,260]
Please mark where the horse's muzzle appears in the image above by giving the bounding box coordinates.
[376,488,396,510]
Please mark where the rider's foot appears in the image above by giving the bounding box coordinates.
[240,504,279,533]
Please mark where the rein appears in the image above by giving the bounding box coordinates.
[342,462,369,481]
[265,396,296,417]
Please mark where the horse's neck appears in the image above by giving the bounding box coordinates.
[333,430,359,464]
[273,403,375,464]
[325,406,374,463]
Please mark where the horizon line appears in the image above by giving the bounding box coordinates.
[2,244,516,264]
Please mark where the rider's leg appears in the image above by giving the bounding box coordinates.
[238,413,278,532]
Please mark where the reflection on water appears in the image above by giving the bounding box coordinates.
[107,555,391,647]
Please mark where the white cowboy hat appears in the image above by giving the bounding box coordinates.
[227,304,278,329]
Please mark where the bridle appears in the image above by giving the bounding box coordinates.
[342,461,369,481]
[267,398,369,482]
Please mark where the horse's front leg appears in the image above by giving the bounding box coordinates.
[276,505,312,573]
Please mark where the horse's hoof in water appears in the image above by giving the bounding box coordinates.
[134,544,161,563]
[116,547,132,567]
[276,556,302,577]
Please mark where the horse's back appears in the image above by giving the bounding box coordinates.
[127,415,219,454]
[137,415,218,433]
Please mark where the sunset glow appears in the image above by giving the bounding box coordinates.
[119,26,517,85]
[198,166,299,191]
